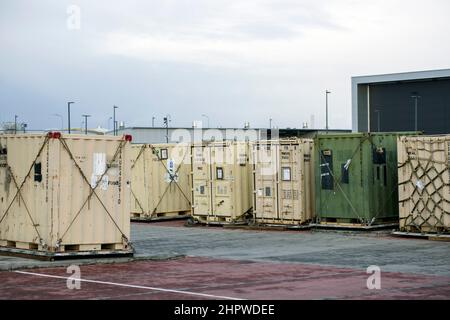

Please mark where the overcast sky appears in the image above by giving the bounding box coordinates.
[1,0,450,131]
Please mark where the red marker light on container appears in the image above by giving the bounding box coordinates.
[124,135,133,142]
[52,132,62,139]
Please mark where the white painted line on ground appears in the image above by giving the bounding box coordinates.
[14,270,244,300]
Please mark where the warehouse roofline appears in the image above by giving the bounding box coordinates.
[352,68,450,132]
[352,68,450,84]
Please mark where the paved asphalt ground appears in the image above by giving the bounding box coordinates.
[0,221,449,300]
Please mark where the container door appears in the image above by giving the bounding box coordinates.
[211,145,233,217]
[151,144,191,215]
[254,143,278,220]
[278,144,302,221]
[192,145,212,216]
[130,145,149,215]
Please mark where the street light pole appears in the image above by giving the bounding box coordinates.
[152,116,156,127]
[82,115,91,135]
[113,106,118,136]
[164,114,171,143]
[325,90,331,133]
[411,94,421,132]
[269,118,272,129]
[201,114,209,128]
[67,102,75,134]
[14,115,18,134]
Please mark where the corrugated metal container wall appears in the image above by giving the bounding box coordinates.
[130,143,191,220]
[0,133,132,254]
[191,141,252,224]
[314,132,418,226]
[252,139,315,225]
[398,135,450,234]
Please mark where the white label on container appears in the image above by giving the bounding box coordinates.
[167,159,175,175]
[93,153,107,176]
[165,159,178,183]
[91,174,98,189]
[257,189,263,196]
[344,159,352,170]
[416,180,425,191]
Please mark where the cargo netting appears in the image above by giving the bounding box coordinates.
[398,139,450,234]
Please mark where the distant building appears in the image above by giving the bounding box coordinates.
[113,127,351,144]
[352,69,450,134]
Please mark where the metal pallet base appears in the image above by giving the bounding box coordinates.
[191,218,248,227]
[249,223,312,231]
[310,222,399,231]
[392,231,450,242]
[131,214,190,223]
[0,247,135,261]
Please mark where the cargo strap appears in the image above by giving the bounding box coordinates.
[131,144,147,170]
[130,144,148,215]
[131,189,146,216]
[57,137,130,245]
[398,140,450,232]
[0,136,50,246]
[232,207,253,223]
[149,145,191,217]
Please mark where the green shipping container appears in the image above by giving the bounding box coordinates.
[314,132,418,226]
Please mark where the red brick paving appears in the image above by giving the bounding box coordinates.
[0,257,449,300]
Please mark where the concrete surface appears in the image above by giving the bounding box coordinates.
[131,223,450,277]
[0,221,449,300]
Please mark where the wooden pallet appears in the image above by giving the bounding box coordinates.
[253,218,312,230]
[0,240,134,261]
[392,231,450,242]
[224,223,312,231]
[131,210,191,222]
[192,215,247,226]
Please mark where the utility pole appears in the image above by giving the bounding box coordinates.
[269,118,272,129]
[152,116,156,127]
[14,115,18,134]
[202,114,210,128]
[411,94,421,132]
[325,90,331,133]
[67,102,75,134]
[82,115,91,135]
[163,115,171,143]
[113,106,118,135]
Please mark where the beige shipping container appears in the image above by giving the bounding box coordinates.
[130,143,191,220]
[252,139,315,226]
[191,141,252,224]
[398,135,450,234]
[0,133,133,258]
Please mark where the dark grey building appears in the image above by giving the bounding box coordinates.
[113,127,350,144]
[352,69,450,134]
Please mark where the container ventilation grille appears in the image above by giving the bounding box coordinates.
[282,190,299,200]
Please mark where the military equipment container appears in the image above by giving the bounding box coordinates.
[398,135,450,234]
[314,132,418,227]
[0,133,133,259]
[191,141,252,224]
[130,143,191,221]
[252,139,315,226]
